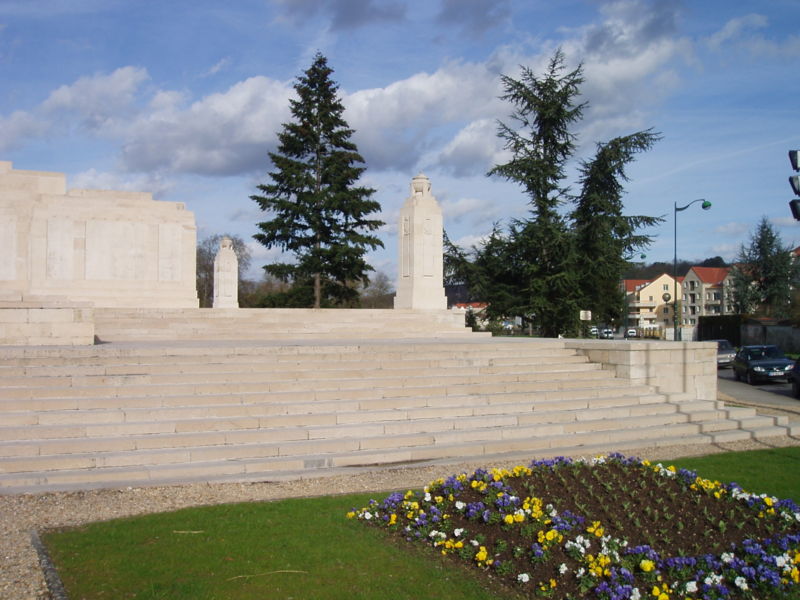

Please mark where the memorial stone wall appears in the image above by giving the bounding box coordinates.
[0,161,198,309]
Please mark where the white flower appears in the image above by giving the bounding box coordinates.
[776,555,788,568]
[685,581,698,593]
[517,573,530,583]
[455,501,465,511]
[735,576,749,591]
[630,588,641,600]
[454,528,464,537]
[470,539,480,547]
[363,511,372,520]
[721,552,734,563]
[576,567,586,578]
[704,574,722,585]
[424,492,432,502]
[559,563,568,574]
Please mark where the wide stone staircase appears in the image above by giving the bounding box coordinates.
[92,308,486,342]
[0,336,794,493]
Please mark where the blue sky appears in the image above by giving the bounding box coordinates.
[1,0,799,282]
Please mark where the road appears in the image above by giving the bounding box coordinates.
[716,366,800,424]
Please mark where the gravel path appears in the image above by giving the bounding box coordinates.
[3,434,800,600]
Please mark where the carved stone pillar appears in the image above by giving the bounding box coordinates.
[393,174,447,310]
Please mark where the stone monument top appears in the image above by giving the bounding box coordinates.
[393,173,447,310]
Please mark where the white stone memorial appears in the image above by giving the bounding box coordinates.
[0,161,198,308]
[393,173,447,310]
[213,237,239,308]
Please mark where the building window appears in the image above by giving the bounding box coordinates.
[663,284,669,291]
[663,307,669,314]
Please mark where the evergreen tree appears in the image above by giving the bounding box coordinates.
[731,217,798,318]
[251,52,384,308]
[572,131,663,325]
[487,49,585,337]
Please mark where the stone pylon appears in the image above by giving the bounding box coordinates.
[393,173,447,310]
[213,237,239,308]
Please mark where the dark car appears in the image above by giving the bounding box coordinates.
[711,339,736,368]
[732,345,794,385]
[789,360,800,398]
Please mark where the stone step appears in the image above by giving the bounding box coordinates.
[0,422,745,493]
[0,396,682,454]
[0,360,602,388]
[0,386,664,441]
[0,341,575,367]
[0,384,654,415]
[0,368,646,403]
[0,417,708,478]
[0,351,592,377]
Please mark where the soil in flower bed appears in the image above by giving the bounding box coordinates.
[351,455,800,599]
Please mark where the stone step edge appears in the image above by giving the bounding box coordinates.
[0,398,682,450]
[0,390,672,429]
[7,425,794,494]
[0,376,652,405]
[0,422,724,488]
[0,361,604,388]
[0,415,740,470]
[0,383,660,416]
[0,338,571,360]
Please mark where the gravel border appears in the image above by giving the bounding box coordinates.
[3,434,799,600]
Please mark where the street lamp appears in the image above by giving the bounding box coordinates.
[673,199,711,341]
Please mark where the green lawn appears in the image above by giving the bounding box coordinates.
[43,493,501,600]
[42,446,800,600]
[665,445,800,501]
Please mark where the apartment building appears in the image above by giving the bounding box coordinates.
[622,273,677,334]
[679,266,733,326]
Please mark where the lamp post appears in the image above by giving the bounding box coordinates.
[673,199,712,341]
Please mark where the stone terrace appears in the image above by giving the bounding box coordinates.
[0,326,795,494]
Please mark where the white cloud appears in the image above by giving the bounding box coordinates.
[706,13,800,58]
[452,232,492,251]
[441,195,503,227]
[435,119,506,176]
[69,168,172,198]
[120,76,293,175]
[346,60,502,171]
[0,110,48,153]
[202,58,231,78]
[42,66,149,134]
[714,222,750,236]
[707,14,768,50]
[709,243,739,260]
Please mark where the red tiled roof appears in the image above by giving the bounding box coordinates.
[689,266,730,285]
[622,279,649,293]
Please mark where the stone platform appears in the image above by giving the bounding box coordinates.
[0,333,795,494]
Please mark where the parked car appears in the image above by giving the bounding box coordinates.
[711,339,736,368]
[732,345,794,385]
[789,360,800,398]
[589,326,598,337]
[600,328,614,339]
[624,328,638,339]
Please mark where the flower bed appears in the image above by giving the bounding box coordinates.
[348,454,800,599]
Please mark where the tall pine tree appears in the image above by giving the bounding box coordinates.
[487,49,585,337]
[731,217,798,318]
[571,131,663,326]
[251,52,384,308]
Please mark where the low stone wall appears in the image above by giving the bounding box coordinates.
[0,305,95,346]
[563,338,717,401]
